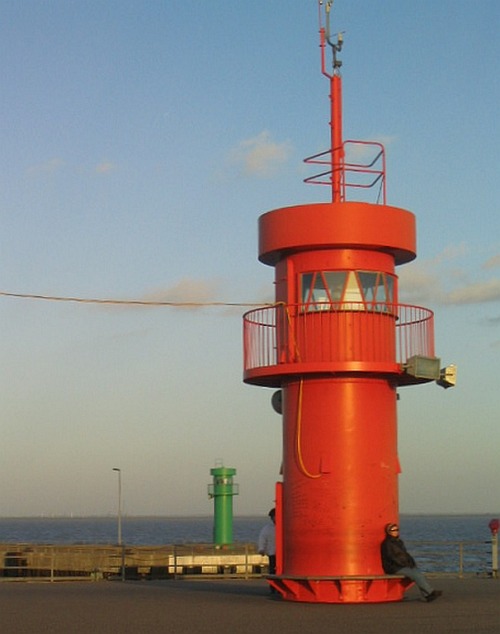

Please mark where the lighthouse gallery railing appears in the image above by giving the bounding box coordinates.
[243,302,435,372]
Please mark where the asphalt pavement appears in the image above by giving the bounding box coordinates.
[0,576,498,634]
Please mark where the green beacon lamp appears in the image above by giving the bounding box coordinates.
[208,464,239,546]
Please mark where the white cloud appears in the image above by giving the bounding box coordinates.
[139,277,222,310]
[95,161,117,174]
[429,243,469,264]
[26,157,64,176]
[398,245,500,306]
[229,130,292,177]
[444,279,500,305]
[483,254,500,270]
[398,265,442,304]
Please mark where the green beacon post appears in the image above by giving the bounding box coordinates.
[208,465,239,546]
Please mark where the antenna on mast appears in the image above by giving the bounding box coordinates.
[310,0,345,202]
[322,0,343,73]
[305,0,387,205]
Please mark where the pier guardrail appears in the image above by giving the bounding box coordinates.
[0,543,267,582]
[0,540,496,582]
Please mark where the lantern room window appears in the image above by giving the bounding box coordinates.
[300,271,395,311]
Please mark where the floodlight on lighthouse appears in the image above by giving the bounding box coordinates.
[436,364,458,389]
[404,355,441,380]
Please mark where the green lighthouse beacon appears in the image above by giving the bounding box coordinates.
[208,463,239,545]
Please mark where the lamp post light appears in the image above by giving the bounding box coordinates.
[112,468,122,545]
[112,467,124,581]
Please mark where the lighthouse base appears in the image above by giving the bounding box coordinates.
[268,575,414,604]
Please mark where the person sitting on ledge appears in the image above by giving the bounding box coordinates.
[381,522,443,602]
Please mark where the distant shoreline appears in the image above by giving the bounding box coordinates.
[0,512,497,520]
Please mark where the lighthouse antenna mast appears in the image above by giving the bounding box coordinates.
[308,2,386,204]
[320,0,343,77]
[318,0,345,202]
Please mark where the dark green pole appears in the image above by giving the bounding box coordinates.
[208,466,239,545]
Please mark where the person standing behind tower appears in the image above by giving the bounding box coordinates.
[381,523,442,602]
[258,508,276,575]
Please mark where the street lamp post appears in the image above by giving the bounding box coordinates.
[112,468,122,545]
[112,467,124,580]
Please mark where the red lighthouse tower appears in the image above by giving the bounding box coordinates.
[243,2,453,604]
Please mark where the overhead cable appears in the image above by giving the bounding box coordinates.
[0,290,270,308]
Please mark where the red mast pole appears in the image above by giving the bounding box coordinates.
[320,4,344,202]
[331,73,343,202]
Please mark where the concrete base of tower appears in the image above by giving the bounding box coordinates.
[267,575,414,603]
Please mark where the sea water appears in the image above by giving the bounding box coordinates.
[0,514,494,545]
[0,514,495,574]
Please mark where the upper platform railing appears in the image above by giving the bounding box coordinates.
[243,302,434,382]
[304,139,387,204]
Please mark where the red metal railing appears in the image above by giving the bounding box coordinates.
[304,140,387,204]
[243,302,434,373]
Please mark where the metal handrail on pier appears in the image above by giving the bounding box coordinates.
[0,540,495,582]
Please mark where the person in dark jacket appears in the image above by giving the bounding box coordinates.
[381,523,442,602]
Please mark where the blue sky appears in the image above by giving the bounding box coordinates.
[0,1,498,518]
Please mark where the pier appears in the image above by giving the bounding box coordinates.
[0,538,495,581]
[0,543,266,581]
[0,577,498,634]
